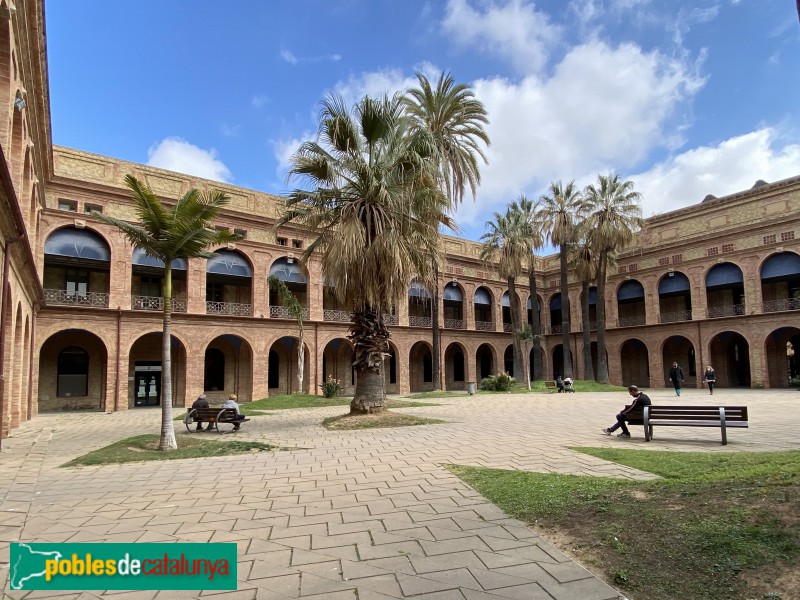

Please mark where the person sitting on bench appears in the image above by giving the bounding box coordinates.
[556,375,565,392]
[191,394,214,431]
[223,394,246,431]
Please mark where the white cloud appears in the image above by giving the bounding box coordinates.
[280,46,342,66]
[147,137,233,183]
[280,48,298,65]
[273,132,313,174]
[251,94,269,109]
[632,128,800,216]
[331,65,438,106]
[442,0,561,74]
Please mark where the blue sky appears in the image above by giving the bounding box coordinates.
[46,0,800,241]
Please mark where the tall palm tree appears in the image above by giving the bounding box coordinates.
[268,275,305,394]
[405,72,489,390]
[539,181,584,378]
[514,196,545,380]
[570,231,597,381]
[95,175,237,450]
[585,173,644,383]
[480,207,527,379]
[282,93,450,413]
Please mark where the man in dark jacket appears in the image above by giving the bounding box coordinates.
[669,362,685,396]
[602,385,651,438]
[191,393,213,431]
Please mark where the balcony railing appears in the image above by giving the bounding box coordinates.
[503,323,512,333]
[207,301,253,316]
[475,320,494,331]
[382,314,398,325]
[551,324,563,335]
[409,315,432,327]
[707,303,745,319]
[762,298,800,313]
[444,318,464,329]
[324,309,351,322]
[659,310,692,324]
[617,315,646,327]
[270,305,309,319]
[44,289,109,308]
[132,295,187,313]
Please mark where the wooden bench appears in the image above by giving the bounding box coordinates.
[184,407,250,434]
[623,405,748,445]
[544,381,557,392]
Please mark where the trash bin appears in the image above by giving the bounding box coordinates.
[467,382,476,395]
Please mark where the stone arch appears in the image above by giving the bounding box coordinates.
[408,280,432,327]
[384,340,399,394]
[705,261,745,318]
[759,251,800,313]
[473,286,494,330]
[616,279,646,327]
[409,340,433,393]
[764,327,800,388]
[267,336,311,395]
[207,248,254,314]
[10,304,22,426]
[620,339,649,387]
[322,338,355,395]
[476,343,496,381]
[127,332,188,408]
[551,345,573,379]
[661,335,697,388]
[37,329,108,411]
[708,331,751,388]
[43,226,113,305]
[443,341,467,391]
[269,255,310,312]
[22,316,30,421]
[657,271,692,323]
[548,292,565,334]
[503,343,514,376]
[443,282,465,329]
[203,334,254,402]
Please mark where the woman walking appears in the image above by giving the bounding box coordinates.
[702,365,716,395]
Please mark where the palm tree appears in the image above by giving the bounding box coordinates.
[570,231,597,381]
[282,93,450,413]
[95,175,237,450]
[268,275,305,394]
[480,207,527,379]
[514,196,545,380]
[515,322,534,390]
[585,173,644,383]
[539,181,584,378]
[405,72,489,390]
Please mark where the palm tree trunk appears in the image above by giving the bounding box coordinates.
[159,263,177,451]
[560,247,573,378]
[431,261,441,390]
[508,276,523,378]
[350,308,388,413]
[297,322,304,394]
[596,251,609,383]
[581,280,594,381]
[529,268,543,380]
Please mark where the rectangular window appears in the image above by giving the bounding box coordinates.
[277,237,287,246]
[65,268,89,297]
[84,203,102,215]
[233,228,247,239]
[140,276,161,298]
[707,247,719,256]
[617,266,627,274]
[628,263,638,272]
[58,199,78,212]
[659,257,670,266]
[671,254,682,264]
[721,243,734,253]
[781,231,795,241]
[292,239,303,249]
[763,234,777,244]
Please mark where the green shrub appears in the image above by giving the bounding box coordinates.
[319,376,342,398]
[479,372,515,391]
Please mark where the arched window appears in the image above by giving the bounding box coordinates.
[57,347,88,397]
[268,350,280,388]
[423,352,433,383]
[453,350,465,382]
[204,348,225,391]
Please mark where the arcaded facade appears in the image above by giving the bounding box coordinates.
[2,0,799,439]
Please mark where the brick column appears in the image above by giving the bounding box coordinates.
[465,283,476,330]
[109,258,130,310]
[187,258,206,314]
[307,260,323,322]
[741,256,762,314]
[251,250,270,319]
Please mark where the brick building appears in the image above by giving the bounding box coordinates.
[2,0,799,439]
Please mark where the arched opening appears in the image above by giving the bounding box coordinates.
[383,341,399,394]
[267,336,310,395]
[323,338,355,395]
[43,228,111,307]
[658,272,692,323]
[269,257,309,318]
[526,295,542,327]
[409,341,433,392]
[764,327,800,388]
[22,318,31,421]
[705,262,745,318]
[131,248,188,312]
[617,279,645,327]
[443,343,466,391]
[38,330,108,411]
[760,252,800,313]
[322,277,349,322]
[501,291,519,333]
[662,335,696,388]
[476,343,495,380]
[503,344,514,376]
[203,335,254,402]
[128,332,187,408]
[708,331,751,388]
[473,287,493,331]
[206,249,253,316]
[549,293,563,334]
[443,283,464,329]
[408,280,432,327]
[620,339,649,387]
[551,345,573,379]
[11,307,22,426]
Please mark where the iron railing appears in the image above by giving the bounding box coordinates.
[270,305,309,319]
[207,301,253,316]
[475,320,494,331]
[409,315,432,327]
[382,314,398,325]
[762,298,800,313]
[131,295,187,313]
[323,309,351,322]
[44,289,109,308]
[444,318,464,329]
[503,323,512,333]
[551,324,563,335]
[658,310,692,324]
[617,315,646,327]
[707,304,745,318]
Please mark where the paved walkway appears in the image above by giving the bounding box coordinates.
[1,388,798,599]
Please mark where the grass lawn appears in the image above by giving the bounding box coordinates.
[449,449,800,600]
[63,434,274,467]
[322,411,445,430]
[407,380,626,398]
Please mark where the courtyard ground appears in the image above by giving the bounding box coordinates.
[1,387,797,599]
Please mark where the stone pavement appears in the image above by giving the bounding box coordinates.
[1,388,798,599]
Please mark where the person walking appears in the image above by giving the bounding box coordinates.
[702,365,716,395]
[669,362,685,396]
[602,385,652,438]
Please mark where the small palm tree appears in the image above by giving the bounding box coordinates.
[515,322,535,390]
[514,196,545,380]
[283,93,450,413]
[481,207,528,379]
[539,181,585,378]
[268,275,305,394]
[96,175,237,450]
[585,173,644,383]
[405,72,489,390]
